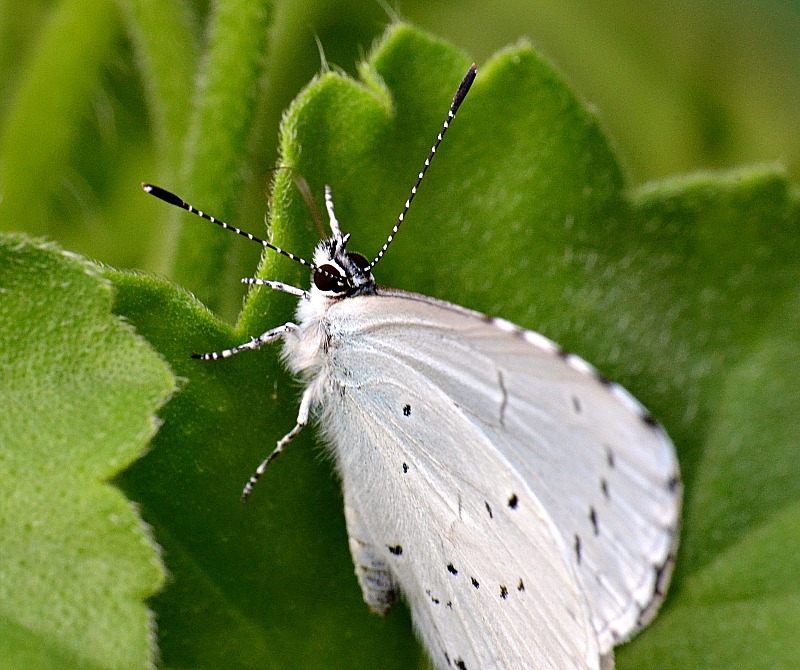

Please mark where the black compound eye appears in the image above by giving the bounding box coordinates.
[314,264,346,292]
[349,252,370,271]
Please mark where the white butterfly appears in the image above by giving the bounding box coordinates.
[145,64,681,670]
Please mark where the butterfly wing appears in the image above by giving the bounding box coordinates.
[315,288,680,668]
[321,337,601,669]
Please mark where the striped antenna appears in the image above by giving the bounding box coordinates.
[368,63,477,270]
[142,183,317,271]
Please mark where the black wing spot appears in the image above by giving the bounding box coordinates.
[642,411,658,427]
[606,447,616,469]
[508,493,519,509]
[653,566,666,597]
[447,563,458,575]
[426,589,440,605]
[517,579,525,592]
[572,395,582,414]
[574,534,582,564]
[455,659,467,670]
[444,651,451,666]
[388,545,403,556]
[600,478,610,499]
[500,585,509,599]
[654,553,676,596]
[485,501,493,518]
[446,601,453,609]
[471,577,480,589]
[402,462,409,474]
[589,506,599,535]
[596,370,611,386]
[403,404,411,416]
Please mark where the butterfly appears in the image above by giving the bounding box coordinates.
[144,63,681,670]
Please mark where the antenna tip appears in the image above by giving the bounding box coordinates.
[453,64,477,108]
[142,183,185,208]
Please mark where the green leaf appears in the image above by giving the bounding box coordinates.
[614,173,800,669]
[109,22,798,670]
[0,234,174,669]
[622,281,800,669]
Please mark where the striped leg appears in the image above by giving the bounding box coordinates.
[192,322,298,360]
[241,386,313,502]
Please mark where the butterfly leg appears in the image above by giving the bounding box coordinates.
[241,385,312,502]
[192,322,298,361]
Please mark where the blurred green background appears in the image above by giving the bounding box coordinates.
[1,0,797,298]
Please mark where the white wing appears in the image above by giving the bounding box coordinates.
[321,341,600,670]
[314,288,681,669]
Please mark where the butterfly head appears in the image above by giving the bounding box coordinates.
[142,65,476,304]
[311,232,375,297]
[307,65,477,297]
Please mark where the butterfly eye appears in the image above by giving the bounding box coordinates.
[350,253,370,272]
[314,264,346,292]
